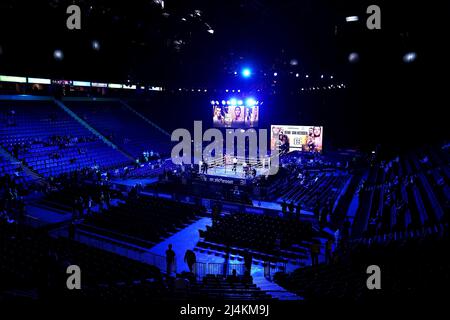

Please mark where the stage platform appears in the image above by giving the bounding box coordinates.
[202,164,269,180]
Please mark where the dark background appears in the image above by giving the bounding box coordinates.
[0,0,448,150]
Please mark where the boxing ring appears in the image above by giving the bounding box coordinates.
[198,154,275,179]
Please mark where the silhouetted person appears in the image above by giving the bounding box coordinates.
[288,201,295,213]
[184,249,196,273]
[295,203,301,216]
[310,240,320,267]
[166,244,176,275]
[227,269,238,284]
[243,250,253,273]
[281,200,287,213]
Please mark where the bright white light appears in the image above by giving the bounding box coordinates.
[241,68,251,78]
[53,49,63,60]
[225,89,229,92]
[221,100,226,105]
[210,100,215,105]
[403,52,417,63]
[320,74,324,79]
[92,40,100,51]
[330,75,333,79]
[348,52,360,63]
[230,98,237,106]
[237,100,243,105]
[273,72,278,77]
[305,74,309,78]
[246,98,256,106]
[295,73,299,77]
[346,16,359,22]
[207,29,214,34]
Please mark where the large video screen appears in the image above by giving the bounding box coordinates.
[212,99,259,128]
[271,125,324,153]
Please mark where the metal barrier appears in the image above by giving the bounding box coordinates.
[263,261,287,281]
[194,262,207,280]
[193,262,246,279]
[208,262,226,275]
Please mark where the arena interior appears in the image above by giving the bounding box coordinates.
[0,0,448,316]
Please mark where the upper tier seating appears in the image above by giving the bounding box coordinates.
[63,100,171,158]
[0,100,131,177]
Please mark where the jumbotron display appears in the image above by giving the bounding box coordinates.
[271,125,324,153]
[211,98,259,128]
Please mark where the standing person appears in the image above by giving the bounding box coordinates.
[184,249,196,273]
[232,157,238,173]
[86,196,93,215]
[98,192,105,213]
[288,202,295,214]
[281,200,287,214]
[166,244,176,275]
[243,250,253,274]
[295,202,301,217]
[310,241,320,267]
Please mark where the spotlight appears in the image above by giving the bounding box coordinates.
[92,40,100,51]
[320,74,324,79]
[210,100,215,105]
[230,98,237,106]
[241,68,252,78]
[346,16,359,22]
[237,100,243,105]
[273,72,278,77]
[403,52,417,63]
[348,52,360,63]
[53,49,64,60]
[221,100,226,105]
[305,74,309,78]
[245,98,256,106]
[207,29,214,34]
[290,59,298,66]
[295,73,299,77]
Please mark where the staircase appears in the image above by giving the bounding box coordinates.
[53,99,135,161]
[0,144,43,181]
[119,100,171,137]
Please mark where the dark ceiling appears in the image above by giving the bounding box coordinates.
[0,0,446,88]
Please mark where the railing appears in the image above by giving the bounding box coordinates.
[263,261,287,281]
[192,262,246,280]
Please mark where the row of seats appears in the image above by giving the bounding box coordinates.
[274,225,449,302]
[352,145,449,237]
[200,211,314,259]
[83,195,201,245]
[62,100,170,158]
